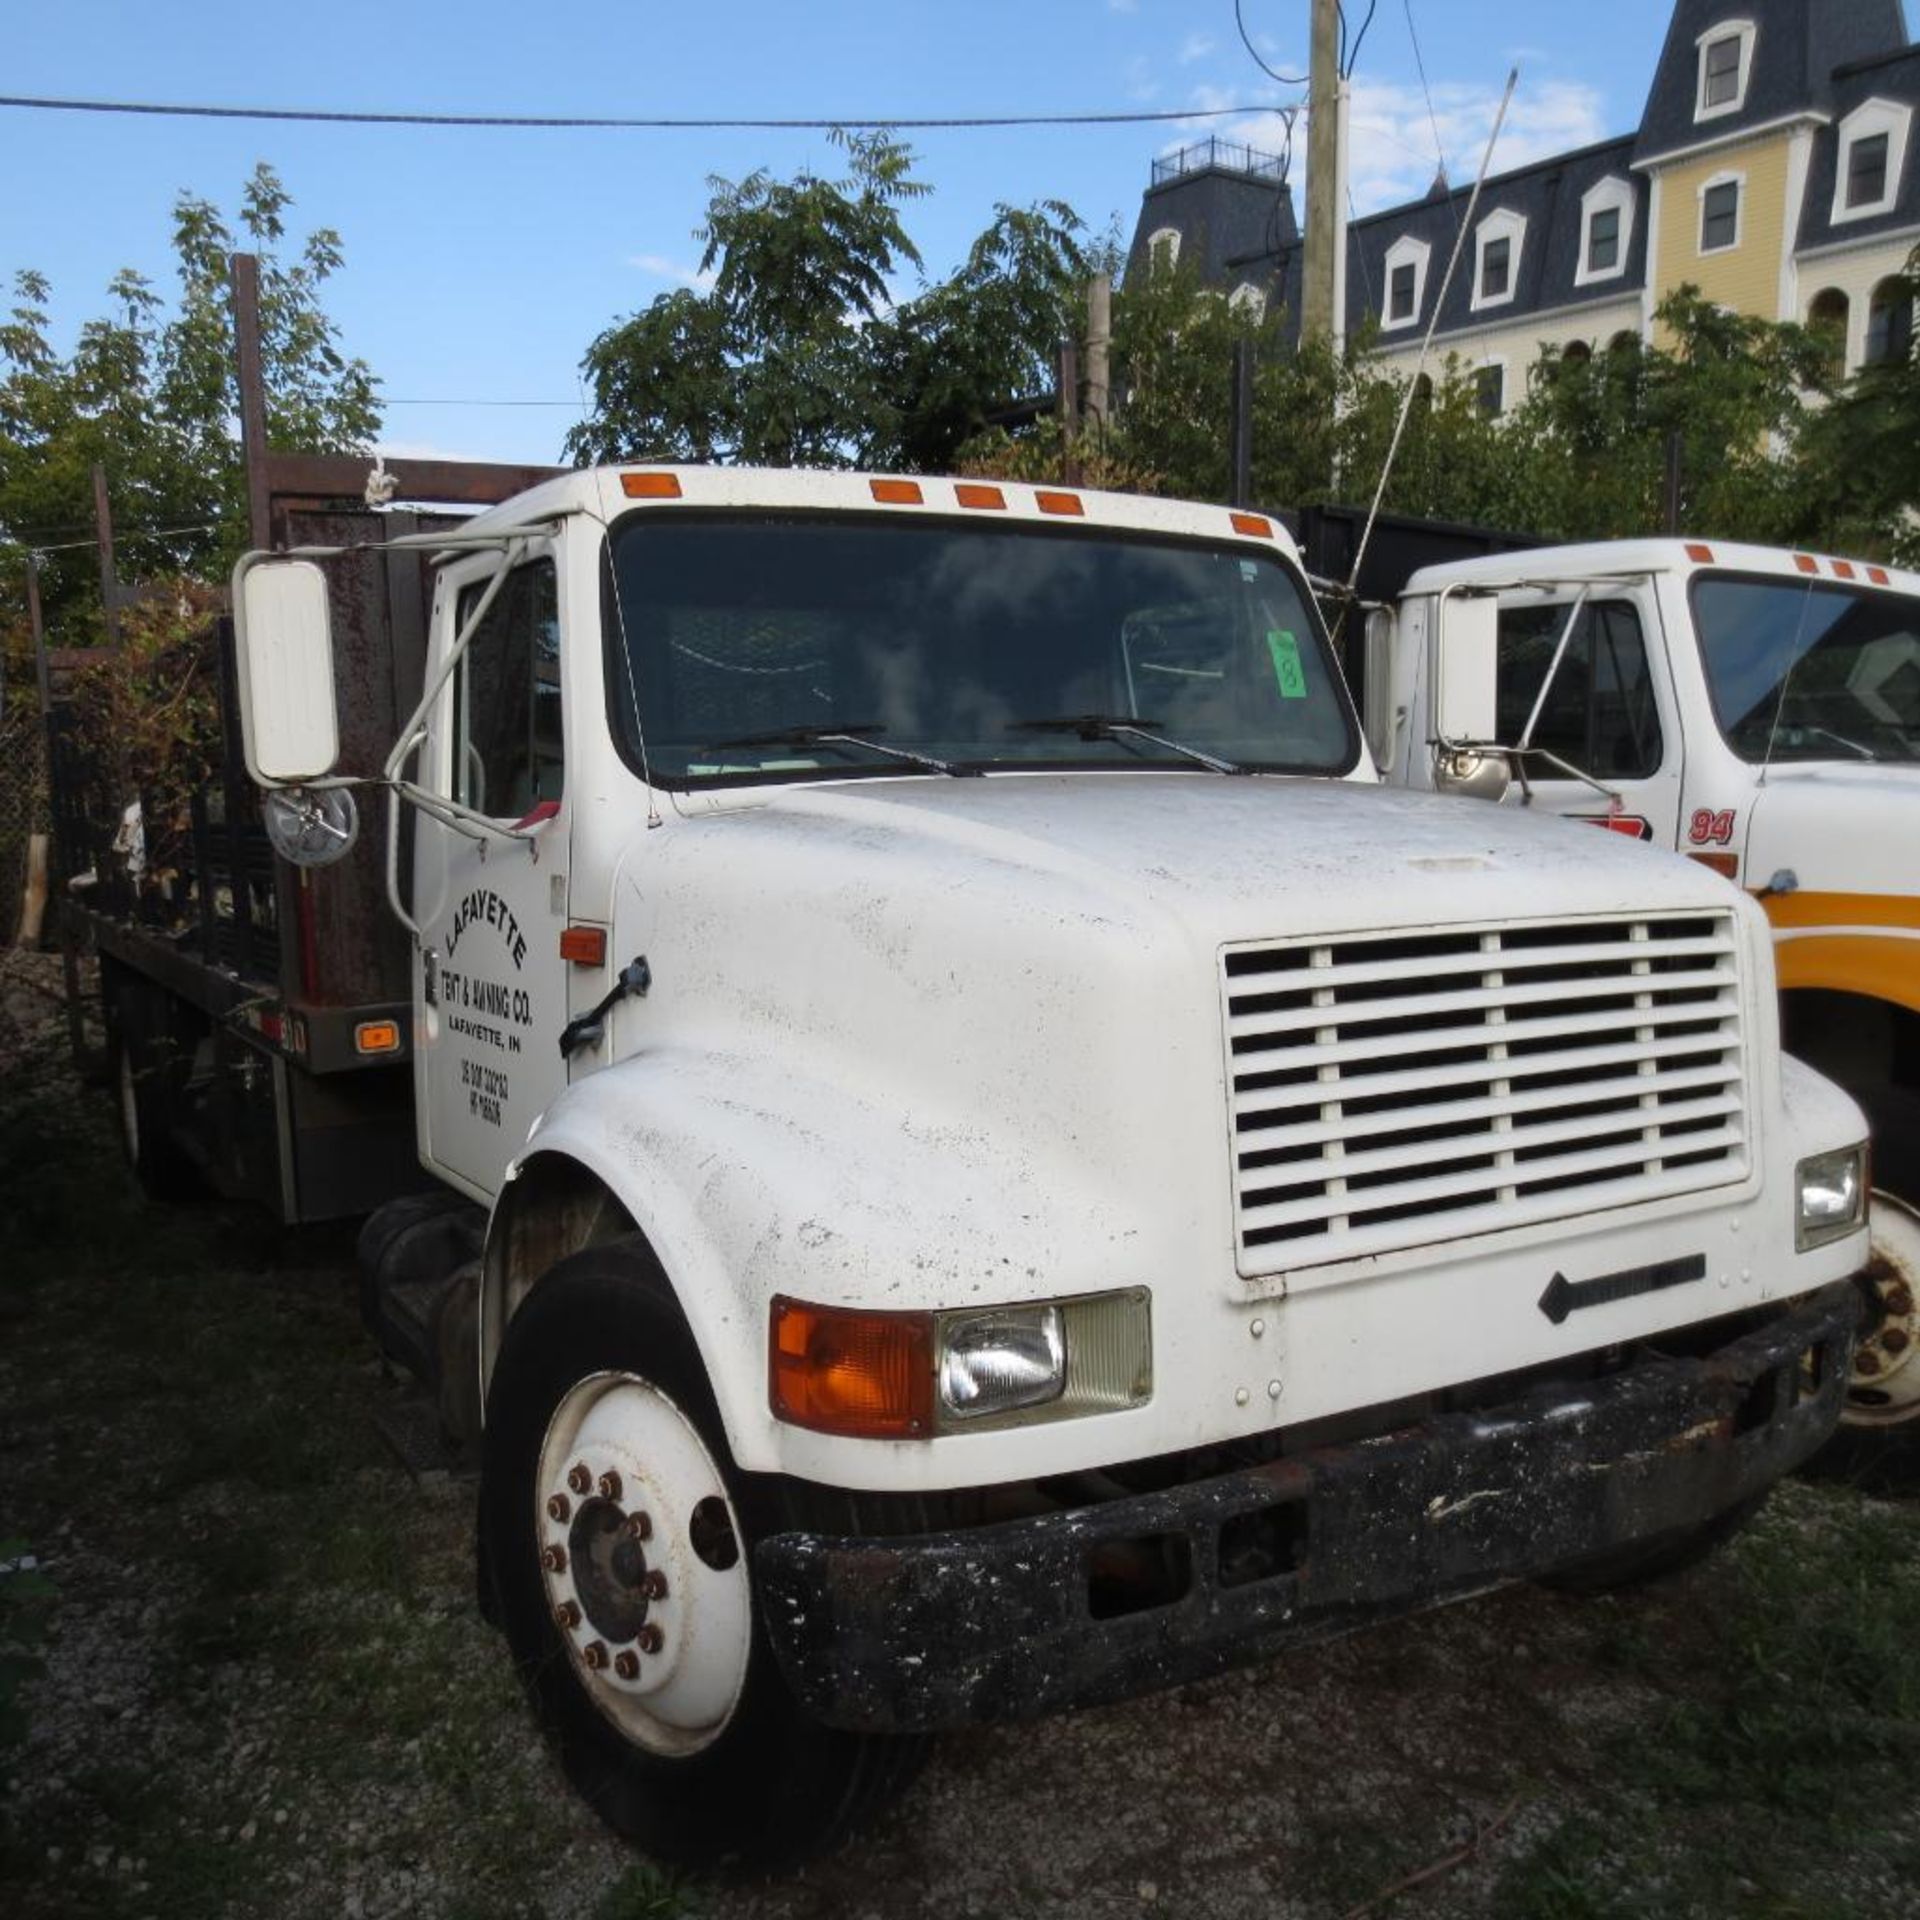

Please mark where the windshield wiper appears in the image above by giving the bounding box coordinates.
[704,722,977,778]
[1009,713,1248,776]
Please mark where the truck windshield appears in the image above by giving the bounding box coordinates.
[605,514,1357,786]
[1693,575,1920,765]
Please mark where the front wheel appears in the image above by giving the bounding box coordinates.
[1841,1191,1920,1429]
[478,1237,925,1868]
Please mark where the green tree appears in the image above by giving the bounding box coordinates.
[0,164,380,643]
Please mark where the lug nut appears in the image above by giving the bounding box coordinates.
[583,1639,609,1671]
[1885,1328,1912,1355]
[640,1570,669,1601]
[614,1650,640,1681]
[625,1511,653,1542]
[637,1623,665,1655]
[553,1600,581,1632]
[540,1545,568,1574]
[567,1462,592,1496]
[597,1470,623,1502]
[546,1493,571,1523]
[1857,1349,1884,1376]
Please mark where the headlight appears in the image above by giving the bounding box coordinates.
[1797,1144,1867,1251]
[938,1307,1065,1419]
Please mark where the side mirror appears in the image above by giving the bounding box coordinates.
[1432,593,1510,802]
[232,555,340,785]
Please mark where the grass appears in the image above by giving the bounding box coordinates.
[1494,1488,1920,1918]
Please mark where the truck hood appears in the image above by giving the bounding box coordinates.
[699,773,1734,942]
[1748,762,1920,903]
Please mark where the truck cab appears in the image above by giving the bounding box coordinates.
[230,470,1872,1866]
[1379,537,1920,1427]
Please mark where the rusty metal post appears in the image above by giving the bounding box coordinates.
[1230,339,1255,508]
[231,253,274,550]
[90,463,121,649]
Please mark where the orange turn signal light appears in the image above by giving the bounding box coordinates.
[355,1019,402,1056]
[621,472,683,499]
[559,925,607,967]
[770,1297,933,1438]
[1035,490,1084,517]
[870,478,924,505]
[955,483,1006,511]
[1689,852,1740,880]
[1231,512,1273,538]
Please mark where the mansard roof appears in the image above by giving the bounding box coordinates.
[1125,140,1302,302]
[1346,136,1647,345]
[1632,0,1907,165]
[1798,43,1920,254]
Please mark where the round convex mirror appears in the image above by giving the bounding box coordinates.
[262,785,360,869]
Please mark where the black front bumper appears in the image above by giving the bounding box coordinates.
[757,1283,1863,1733]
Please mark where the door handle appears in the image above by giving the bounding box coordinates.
[559,955,652,1059]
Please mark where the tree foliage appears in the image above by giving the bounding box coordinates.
[0,164,380,643]
[568,133,1090,473]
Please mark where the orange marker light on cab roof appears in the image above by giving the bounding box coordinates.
[955,483,1006,511]
[354,1019,402,1056]
[869,478,924,505]
[1035,490,1084,517]
[1231,512,1273,538]
[559,925,608,967]
[1793,553,1820,575]
[1685,543,1716,564]
[1870,566,1893,586]
[1832,559,1857,581]
[620,472,683,499]
[770,1297,933,1439]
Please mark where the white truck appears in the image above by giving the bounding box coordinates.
[226,469,1872,1867]
[1369,537,1918,1429]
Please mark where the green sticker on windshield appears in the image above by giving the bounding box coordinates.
[1266,628,1308,699]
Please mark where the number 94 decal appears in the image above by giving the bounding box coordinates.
[1688,808,1738,847]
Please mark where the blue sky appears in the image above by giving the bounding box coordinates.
[4,0,1705,467]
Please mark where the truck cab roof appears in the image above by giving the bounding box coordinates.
[455,464,1310,566]
[1403,536,1920,598]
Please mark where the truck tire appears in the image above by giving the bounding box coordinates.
[1841,1090,1920,1430]
[478,1236,927,1869]
[1539,1488,1770,1596]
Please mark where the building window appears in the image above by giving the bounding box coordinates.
[1471,209,1526,312]
[1833,100,1912,225]
[1868,279,1914,367]
[1148,227,1181,272]
[1481,237,1511,301]
[1700,177,1741,253]
[1575,176,1635,288]
[1808,288,1851,377]
[1382,235,1431,332]
[1695,20,1756,122]
[1229,282,1267,323]
[1474,363,1506,418]
[1849,134,1891,209]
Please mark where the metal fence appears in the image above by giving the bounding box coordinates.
[0,688,49,949]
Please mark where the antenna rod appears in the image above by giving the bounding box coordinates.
[1339,67,1520,616]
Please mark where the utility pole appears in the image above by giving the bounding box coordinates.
[1301,0,1349,348]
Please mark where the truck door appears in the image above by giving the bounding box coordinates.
[413,545,571,1202]
[1491,584,1684,847]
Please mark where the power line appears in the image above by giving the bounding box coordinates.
[0,92,1278,133]
[1342,0,1379,77]
[1402,0,1451,187]
[1233,1,1309,88]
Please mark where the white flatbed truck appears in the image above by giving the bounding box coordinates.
[203,466,1877,1865]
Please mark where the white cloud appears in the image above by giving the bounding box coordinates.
[1178,33,1216,64]
[629,252,718,291]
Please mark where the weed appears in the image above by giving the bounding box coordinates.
[595,1861,694,1919]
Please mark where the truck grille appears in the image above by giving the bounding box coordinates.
[1223,914,1749,1276]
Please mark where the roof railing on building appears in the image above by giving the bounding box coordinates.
[1152,137,1286,186]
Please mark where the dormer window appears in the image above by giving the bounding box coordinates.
[1695,20,1756,122]
[1471,209,1526,313]
[1148,227,1181,272]
[1575,176,1635,287]
[1834,100,1912,224]
[1381,234,1431,332]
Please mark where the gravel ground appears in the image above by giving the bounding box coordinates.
[3,946,1918,1920]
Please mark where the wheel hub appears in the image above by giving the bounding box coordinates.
[534,1371,752,1756]
[1844,1192,1920,1428]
